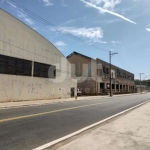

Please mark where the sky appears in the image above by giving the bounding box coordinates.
[0,0,150,79]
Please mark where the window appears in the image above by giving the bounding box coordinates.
[106,68,109,74]
[16,59,32,76]
[34,62,56,78]
[0,54,32,76]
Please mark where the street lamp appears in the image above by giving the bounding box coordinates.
[109,51,118,97]
[140,73,144,94]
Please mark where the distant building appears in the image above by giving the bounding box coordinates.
[67,51,135,95]
[136,85,150,93]
[0,9,76,102]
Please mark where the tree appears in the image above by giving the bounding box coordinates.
[147,80,150,86]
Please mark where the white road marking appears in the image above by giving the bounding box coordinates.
[33,100,150,150]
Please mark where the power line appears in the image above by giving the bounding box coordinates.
[2,0,109,53]
[114,54,138,74]
[114,55,129,71]
[118,54,139,74]
[1,0,138,75]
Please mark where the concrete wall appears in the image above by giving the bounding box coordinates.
[67,53,96,78]
[0,9,77,102]
[78,78,96,95]
[67,52,97,95]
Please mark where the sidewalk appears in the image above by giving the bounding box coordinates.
[0,93,141,109]
[58,101,150,150]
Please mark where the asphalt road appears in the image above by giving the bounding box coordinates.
[0,93,150,150]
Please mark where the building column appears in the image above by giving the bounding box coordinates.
[123,85,125,91]
[115,83,116,93]
[31,61,34,77]
[97,82,100,94]
[104,82,107,89]
[119,83,120,92]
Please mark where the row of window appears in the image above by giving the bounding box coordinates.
[98,67,134,80]
[0,54,56,78]
[117,70,133,80]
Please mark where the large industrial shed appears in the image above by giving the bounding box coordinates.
[0,9,77,102]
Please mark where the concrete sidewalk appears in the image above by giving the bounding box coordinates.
[58,101,150,150]
[0,93,141,109]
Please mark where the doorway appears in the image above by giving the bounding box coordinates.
[70,87,75,97]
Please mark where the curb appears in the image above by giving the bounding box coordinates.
[0,93,146,110]
[33,100,150,150]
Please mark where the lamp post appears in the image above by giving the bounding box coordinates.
[140,73,144,94]
[109,51,118,97]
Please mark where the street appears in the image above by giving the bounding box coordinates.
[0,93,150,150]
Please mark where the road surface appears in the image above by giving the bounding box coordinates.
[0,93,150,150]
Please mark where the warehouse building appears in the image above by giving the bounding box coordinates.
[0,9,76,102]
[67,51,135,95]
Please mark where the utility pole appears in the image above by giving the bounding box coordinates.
[109,51,118,97]
[140,73,144,94]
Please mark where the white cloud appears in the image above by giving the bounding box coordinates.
[42,0,53,6]
[6,0,17,8]
[33,27,39,31]
[92,39,107,43]
[55,41,66,47]
[95,18,121,24]
[81,0,136,24]
[89,0,121,9]
[2,0,35,25]
[98,41,107,43]
[52,27,103,39]
[24,18,35,25]
[61,19,76,26]
[110,41,121,44]
[61,0,69,7]
[17,10,26,18]
[146,28,150,32]
[17,10,35,25]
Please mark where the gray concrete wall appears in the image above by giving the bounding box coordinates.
[0,9,77,102]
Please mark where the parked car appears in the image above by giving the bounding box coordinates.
[77,88,82,96]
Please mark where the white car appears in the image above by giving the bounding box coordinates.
[77,89,82,96]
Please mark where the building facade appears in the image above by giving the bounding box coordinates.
[0,9,76,102]
[67,52,135,95]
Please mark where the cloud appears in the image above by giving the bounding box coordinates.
[110,41,121,44]
[98,41,107,43]
[55,41,66,47]
[17,10,26,18]
[95,18,121,24]
[33,27,39,31]
[92,39,107,43]
[24,18,35,25]
[61,0,69,7]
[146,28,150,32]
[17,10,35,25]
[2,0,35,25]
[61,19,76,26]
[80,0,136,24]
[42,0,53,6]
[89,0,121,9]
[5,0,17,8]
[17,9,35,25]
[51,27,103,40]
